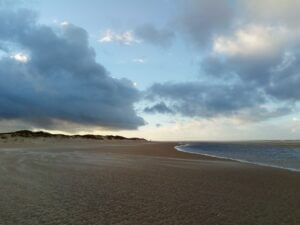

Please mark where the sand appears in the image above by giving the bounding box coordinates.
[0,138,300,225]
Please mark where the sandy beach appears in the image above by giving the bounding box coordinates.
[0,139,300,225]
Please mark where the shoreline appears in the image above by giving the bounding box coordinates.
[174,144,300,173]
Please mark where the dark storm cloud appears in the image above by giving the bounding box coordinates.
[0,8,145,130]
[144,102,174,114]
[135,24,175,48]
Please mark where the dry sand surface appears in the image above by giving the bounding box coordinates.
[0,138,300,225]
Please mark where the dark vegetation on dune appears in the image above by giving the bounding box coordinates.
[0,130,146,141]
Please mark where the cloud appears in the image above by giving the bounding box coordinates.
[0,8,145,130]
[134,24,175,48]
[3,0,300,132]
[242,0,300,27]
[293,117,300,122]
[99,24,175,48]
[213,25,286,56]
[147,82,264,118]
[177,0,236,48]
[144,102,174,114]
[133,58,146,64]
[146,80,294,122]
[143,0,300,124]
[201,24,300,99]
[10,52,29,63]
[99,29,141,45]
[0,0,22,7]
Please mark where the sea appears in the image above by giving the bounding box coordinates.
[175,141,300,172]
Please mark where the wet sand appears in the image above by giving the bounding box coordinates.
[0,140,300,225]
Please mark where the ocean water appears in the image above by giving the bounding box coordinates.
[176,142,300,172]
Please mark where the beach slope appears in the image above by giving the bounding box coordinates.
[0,139,299,225]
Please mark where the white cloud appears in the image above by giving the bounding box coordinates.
[60,21,70,26]
[133,58,146,64]
[99,29,141,45]
[11,53,29,63]
[213,25,286,56]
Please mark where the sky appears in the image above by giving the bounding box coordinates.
[0,0,300,140]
